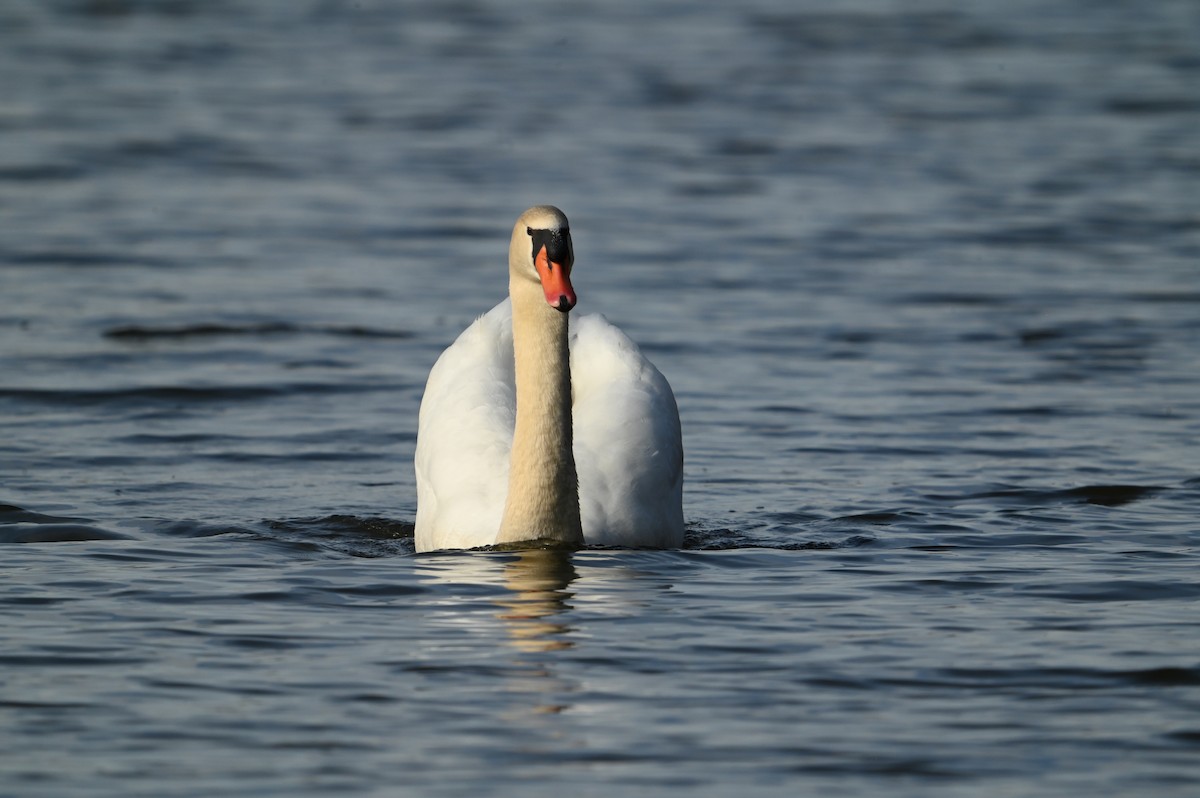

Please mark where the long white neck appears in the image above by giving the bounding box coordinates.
[495,272,583,546]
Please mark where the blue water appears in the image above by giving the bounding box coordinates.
[2,0,1200,795]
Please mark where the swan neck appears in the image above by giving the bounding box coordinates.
[496,279,583,546]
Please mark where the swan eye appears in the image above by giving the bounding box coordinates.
[528,227,574,270]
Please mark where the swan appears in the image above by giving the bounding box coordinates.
[414,205,683,552]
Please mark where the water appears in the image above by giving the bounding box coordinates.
[2,0,1199,795]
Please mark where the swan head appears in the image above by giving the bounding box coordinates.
[511,205,576,312]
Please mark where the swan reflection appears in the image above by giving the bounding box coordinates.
[413,548,579,712]
[413,549,661,724]
[493,548,578,654]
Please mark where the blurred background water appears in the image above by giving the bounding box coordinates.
[2,0,1199,795]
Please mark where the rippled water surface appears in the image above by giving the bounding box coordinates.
[3,0,1200,795]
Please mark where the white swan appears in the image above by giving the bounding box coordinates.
[414,205,684,552]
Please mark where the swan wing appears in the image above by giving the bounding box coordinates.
[570,313,684,547]
[414,299,515,551]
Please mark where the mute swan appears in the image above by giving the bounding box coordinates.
[414,205,684,552]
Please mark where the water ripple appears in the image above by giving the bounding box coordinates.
[3,0,1199,795]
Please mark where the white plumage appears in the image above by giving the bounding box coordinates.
[414,207,683,552]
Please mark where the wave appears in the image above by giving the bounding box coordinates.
[0,380,399,407]
[0,503,128,543]
[104,322,413,342]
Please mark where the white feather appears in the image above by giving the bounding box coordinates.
[415,298,683,551]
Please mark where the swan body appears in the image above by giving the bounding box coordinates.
[414,206,683,552]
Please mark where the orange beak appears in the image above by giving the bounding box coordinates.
[534,245,576,312]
